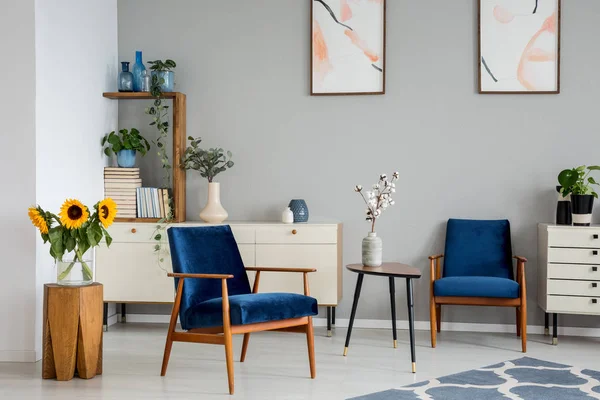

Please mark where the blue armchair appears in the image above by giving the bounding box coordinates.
[161,226,318,395]
[429,219,528,352]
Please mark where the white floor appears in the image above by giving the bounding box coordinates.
[1,323,599,399]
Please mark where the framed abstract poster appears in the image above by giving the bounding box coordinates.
[479,0,561,94]
[311,0,386,96]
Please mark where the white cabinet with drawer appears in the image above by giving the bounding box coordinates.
[96,221,343,322]
[538,224,600,343]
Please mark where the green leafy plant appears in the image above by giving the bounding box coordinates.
[148,59,176,73]
[101,128,150,156]
[182,136,234,182]
[558,165,600,198]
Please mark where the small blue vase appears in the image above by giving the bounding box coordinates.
[132,51,145,92]
[117,149,136,168]
[118,62,133,92]
[288,199,309,223]
[152,71,175,92]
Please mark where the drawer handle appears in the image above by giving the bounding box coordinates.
[594,234,599,239]
[131,228,137,234]
[593,283,598,288]
[292,229,297,235]
[593,299,598,304]
[594,267,599,272]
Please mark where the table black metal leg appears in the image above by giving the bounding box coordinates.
[121,303,127,323]
[406,278,416,373]
[389,277,397,348]
[327,306,332,337]
[332,307,336,326]
[103,302,108,332]
[344,273,364,356]
[544,313,549,336]
[552,313,558,345]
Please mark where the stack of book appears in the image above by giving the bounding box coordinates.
[104,167,142,219]
[136,187,171,219]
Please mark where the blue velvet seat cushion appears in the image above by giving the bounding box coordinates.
[182,292,318,330]
[434,277,520,299]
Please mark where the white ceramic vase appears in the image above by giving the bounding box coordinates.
[362,232,382,267]
[282,207,294,224]
[199,182,228,223]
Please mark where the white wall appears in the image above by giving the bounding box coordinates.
[0,0,37,362]
[34,0,119,361]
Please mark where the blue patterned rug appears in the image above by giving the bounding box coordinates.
[350,357,600,399]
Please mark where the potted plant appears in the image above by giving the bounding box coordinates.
[354,172,399,267]
[102,128,151,168]
[182,136,234,223]
[28,198,117,285]
[148,59,176,93]
[558,165,600,226]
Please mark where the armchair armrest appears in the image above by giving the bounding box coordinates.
[513,256,528,263]
[245,266,317,273]
[167,272,234,279]
[428,254,444,261]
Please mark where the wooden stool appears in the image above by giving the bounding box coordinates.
[42,283,103,381]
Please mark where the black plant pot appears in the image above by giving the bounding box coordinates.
[556,186,572,225]
[571,194,594,226]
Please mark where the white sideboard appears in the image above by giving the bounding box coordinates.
[537,223,600,343]
[96,221,342,330]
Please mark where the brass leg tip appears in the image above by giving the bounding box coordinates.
[544,328,550,336]
[343,347,348,356]
[393,340,397,349]
[552,338,558,345]
[412,362,416,373]
[103,326,108,333]
[327,330,332,337]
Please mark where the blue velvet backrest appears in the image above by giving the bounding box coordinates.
[443,219,513,279]
[167,225,251,317]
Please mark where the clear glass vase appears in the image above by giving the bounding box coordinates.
[57,255,94,286]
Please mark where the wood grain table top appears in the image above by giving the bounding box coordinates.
[346,263,422,278]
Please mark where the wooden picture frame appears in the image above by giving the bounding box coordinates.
[311,0,386,96]
[478,0,561,94]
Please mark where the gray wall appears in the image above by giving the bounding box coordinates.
[118,0,600,329]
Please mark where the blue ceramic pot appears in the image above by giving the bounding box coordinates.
[117,149,136,168]
[152,71,175,92]
[288,199,309,223]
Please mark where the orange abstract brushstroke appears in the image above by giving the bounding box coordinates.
[312,20,332,88]
[340,0,352,22]
[344,29,379,62]
[517,12,557,90]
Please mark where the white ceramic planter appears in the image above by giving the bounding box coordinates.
[199,182,228,223]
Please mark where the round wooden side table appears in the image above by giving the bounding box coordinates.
[42,283,103,381]
[343,263,422,373]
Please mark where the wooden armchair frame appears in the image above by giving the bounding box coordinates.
[428,255,528,353]
[160,267,317,395]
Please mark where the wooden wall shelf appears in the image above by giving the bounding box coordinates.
[103,92,187,223]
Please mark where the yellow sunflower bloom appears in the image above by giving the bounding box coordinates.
[98,198,118,228]
[28,206,49,234]
[59,199,89,229]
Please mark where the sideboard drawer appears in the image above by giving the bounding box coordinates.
[547,280,600,296]
[548,263,600,280]
[546,295,600,315]
[548,228,600,248]
[255,225,337,244]
[106,223,255,244]
[548,248,600,264]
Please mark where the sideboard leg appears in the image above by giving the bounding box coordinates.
[331,307,336,327]
[552,313,558,345]
[544,313,549,336]
[103,302,108,333]
[326,307,332,337]
[121,303,127,323]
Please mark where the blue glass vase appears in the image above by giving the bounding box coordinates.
[132,51,145,92]
[118,62,133,92]
[117,149,136,168]
[288,199,309,223]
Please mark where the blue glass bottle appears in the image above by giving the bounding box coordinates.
[132,51,145,92]
[118,62,133,92]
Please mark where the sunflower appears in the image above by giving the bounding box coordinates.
[59,199,89,229]
[97,198,117,228]
[28,206,49,234]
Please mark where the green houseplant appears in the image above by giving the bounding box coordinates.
[102,128,150,168]
[183,136,234,223]
[558,165,600,226]
[148,59,176,93]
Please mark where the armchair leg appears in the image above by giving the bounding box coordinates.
[240,333,250,362]
[436,305,441,333]
[224,330,235,394]
[430,298,437,348]
[520,304,527,353]
[516,307,521,337]
[306,316,316,379]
